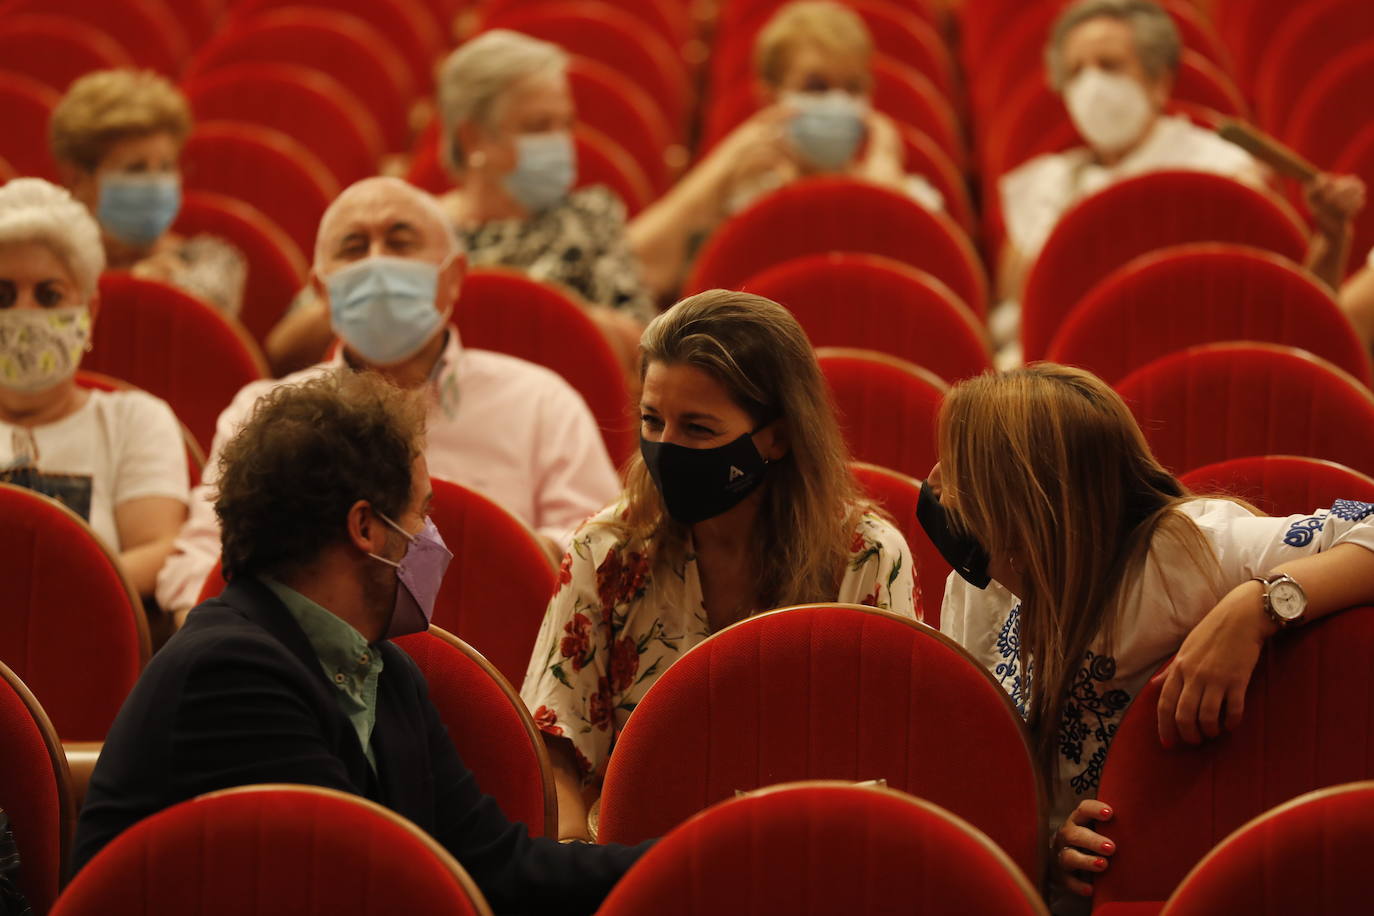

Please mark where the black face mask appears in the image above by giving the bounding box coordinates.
[915,481,992,589]
[640,431,769,525]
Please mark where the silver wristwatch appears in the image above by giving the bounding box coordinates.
[1251,573,1308,628]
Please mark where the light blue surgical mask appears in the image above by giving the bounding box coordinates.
[97,173,181,247]
[503,131,576,213]
[786,91,868,172]
[325,255,453,366]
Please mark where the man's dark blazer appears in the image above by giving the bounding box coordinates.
[72,577,648,915]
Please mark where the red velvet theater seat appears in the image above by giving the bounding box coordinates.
[393,626,555,836]
[1093,607,1374,912]
[598,782,1048,916]
[1046,243,1371,386]
[817,347,946,481]
[0,661,73,916]
[1180,455,1374,519]
[1114,342,1374,478]
[0,484,149,743]
[50,785,493,915]
[1161,781,1374,916]
[686,177,988,317]
[743,252,991,379]
[1021,171,1308,362]
[597,604,1044,881]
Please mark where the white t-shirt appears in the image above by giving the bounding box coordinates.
[941,497,1374,828]
[0,389,189,550]
[999,115,1260,261]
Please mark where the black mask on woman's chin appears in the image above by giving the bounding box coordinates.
[915,481,992,589]
[640,432,769,525]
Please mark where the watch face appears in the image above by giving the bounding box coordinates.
[1270,580,1306,620]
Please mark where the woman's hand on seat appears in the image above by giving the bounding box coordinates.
[1051,799,1115,898]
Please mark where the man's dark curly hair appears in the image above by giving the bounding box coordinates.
[214,369,427,581]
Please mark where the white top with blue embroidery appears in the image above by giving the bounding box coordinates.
[940,497,1374,829]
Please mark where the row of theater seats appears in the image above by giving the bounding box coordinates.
[70,169,1374,498]
[7,585,1374,914]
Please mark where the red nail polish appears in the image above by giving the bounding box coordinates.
[1095,858,1107,869]
[1102,841,1114,852]
[1100,807,1112,818]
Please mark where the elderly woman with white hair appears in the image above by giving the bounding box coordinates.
[436,29,654,331]
[0,178,189,597]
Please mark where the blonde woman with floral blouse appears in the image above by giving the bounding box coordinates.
[521,289,916,839]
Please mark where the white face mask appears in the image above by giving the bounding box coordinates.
[1063,68,1154,155]
[0,306,91,393]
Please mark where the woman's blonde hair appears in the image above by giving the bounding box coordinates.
[436,29,568,172]
[613,289,865,609]
[754,1,874,90]
[50,69,192,172]
[0,178,105,300]
[938,364,1218,793]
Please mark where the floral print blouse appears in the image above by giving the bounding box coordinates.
[520,504,918,783]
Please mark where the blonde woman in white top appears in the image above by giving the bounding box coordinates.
[924,364,1374,909]
[0,178,188,598]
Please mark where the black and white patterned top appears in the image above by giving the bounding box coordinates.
[460,186,654,324]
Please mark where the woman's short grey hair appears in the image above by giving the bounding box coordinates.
[1045,0,1181,91]
[436,29,569,171]
[0,178,105,300]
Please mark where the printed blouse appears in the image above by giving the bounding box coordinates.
[521,504,918,782]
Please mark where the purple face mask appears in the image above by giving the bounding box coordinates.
[370,514,453,639]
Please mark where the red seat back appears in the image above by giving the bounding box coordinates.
[1162,782,1374,916]
[183,62,385,186]
[687,177,987,316]
[1210,0,1292,94]
[185,9,414,151]
[231,0,444,92]
[0,72,59,182]
[0,662,73,916]
[393,627,555,837]
[567,58,675,193]
[744,253,990,383]
[1116,343,1374,478]
[1180,456,1374,518]
[849,462,951,628]
[172,190,308,347]
[1047,243,1372,385]
[456,269,634,467]
[598,605,1044,878]
[482,1,690,132]
[1285,43,1374,168]
[599,782,1048,916]
[1,0,188,76]
[0,14,134,94]
[1095,607,1374,908]
[73,370,206,488]
[427,479,558,687]
[1253,0,1374,132]
[0,484,149,742]
[482,0,692,47]
[85,273,267,454]
[181,121,340,260]
[1022,171,1308,361]
[1334,122,1374,281]
[899,124,977,234]
[50,785,494,915]
[817,348,946,480]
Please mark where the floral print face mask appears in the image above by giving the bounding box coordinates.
[0,306,91,393]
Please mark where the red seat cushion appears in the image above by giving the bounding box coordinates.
[51,785,491,915]
[1115,342,1374,478]
[0,485,148,742]
[597,605,1043,880]
[599,783,1046,916]
[1046,243,1372,386]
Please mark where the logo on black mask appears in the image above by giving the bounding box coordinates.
[640,432,769,525]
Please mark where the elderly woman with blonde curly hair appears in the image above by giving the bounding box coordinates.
[50,69,245,316]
